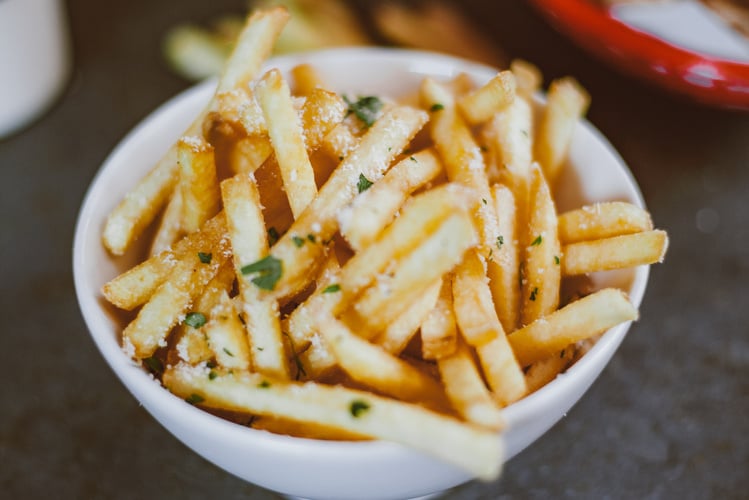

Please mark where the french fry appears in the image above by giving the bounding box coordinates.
[164,363,504,480]
[508,288,638,366]
[221,174,289,379]
[203,289,252,370]
[149,187,184,256]
[102,213,227,310]
[373,278,442,355]
[315,313,448,409]
[534,76,590,184]
[339,148,443,251]
[256,69,318,218]
[452,251,527,405]
[299,88,347,152]
[178,136,220,233]
[266,105,428,300]
[438,340,505,429]
[227,135,274,175]
[421,277,458,361]
[489,184,520,333]
[510,59,542,98]
[290,63,325,96]
[558,201,654,244]
[524,346,575,394]
[321,122,359,162]
[521,164,561,326]
[122,230,231,359]
[458,71,516,125]
[348,211,478,334]
[561,230,669,276]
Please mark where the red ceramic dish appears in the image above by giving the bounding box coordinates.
[529,0,749,110]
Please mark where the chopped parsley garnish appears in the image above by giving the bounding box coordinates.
[258,380,271,389]
[143,356,164,375]
[282,331,306,380]
[497,235,504,249]
[410,156,417,162]
[267,227,280,246]
[487,248,494,261]
[241,255,283,291]
[223,347,234,357]
[554,255,560,265]
[307,233,316,243]
[184,312,207,328]
[530,287,539,301]
[208,371,218,380]
[185,393,204,405]
[430,103,444,112]
[531,235,543,246]
[206,360,218,369]
[197,252,212,264]
[344,95,383,128]
[357,173,374,193]
[292,235,305,248]
[349,399,371,418]
[482,198,487,205]
[322,283,341,293]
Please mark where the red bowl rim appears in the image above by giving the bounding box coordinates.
[529,0,749,109]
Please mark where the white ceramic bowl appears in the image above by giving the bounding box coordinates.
[73,48,649,500]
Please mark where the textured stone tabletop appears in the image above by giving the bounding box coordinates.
[1,1,747,498]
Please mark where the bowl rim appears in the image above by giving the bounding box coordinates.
[73,46,650,493]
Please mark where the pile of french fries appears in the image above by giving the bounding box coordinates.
[100,7,668,480]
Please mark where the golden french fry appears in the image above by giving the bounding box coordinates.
[458,71,516,125]
[524,346,575,394]
[164,363,504,480]
[227,135,273,175]
[558,201,654,244]
[348,211,478,334]
[256,69,318,218]
[489,183,520,333]
[373,278,442,355]
[321,122,359,162]
[315,313,448,409]
[561,230,669,276]
[508,288,638,366]
[339,148,443,251]
[421,277,458,360]
[510,59,542,98]
[204,289,252,370]
[149,187,183,256]
[122,232,231,359]
[521,164,561,326]
[102,149,179,256]
[291,63,325,96]
[438,340,504,429]
[534,76,590,184]
[178,136,220,233]
[221,173,289,379]
[102,214,227,310]
[266,106,429,300]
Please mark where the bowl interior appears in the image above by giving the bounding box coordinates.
[73,47,649,500]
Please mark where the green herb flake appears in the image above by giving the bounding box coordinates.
[344,95,383,128]
[531,235,543,246]
[430,103,444,112]
[197,252,212,264]
[349,399,371,418]
[482,198,488,205]
[186,393,204,405]
[292,235,305,248]
[208,371,218,380]
[554,255,560,265]
[410,156,417,162]
[258,380,271,389]
[143,356,164,375]
[307,233,316,243]
[357,173,374,193]
[267,227,280,246]
[497,235,504,249]
[338,155,344,161]
[530,287,539,301]
[240,255,283,291]
[323,283,341,294]
[223,347,234,357]
[184,312,207,328]
[206,360,218,369]
[282,331,306,380]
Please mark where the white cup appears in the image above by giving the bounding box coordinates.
[0,0,71,138]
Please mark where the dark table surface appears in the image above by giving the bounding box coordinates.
[2,1,748,498]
